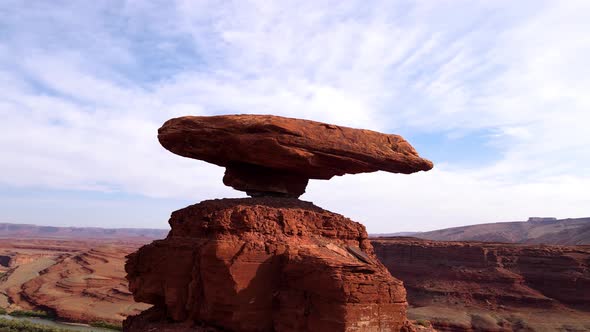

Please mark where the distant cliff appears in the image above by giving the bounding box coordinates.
[0,223,168,240]
[409,217,590,245]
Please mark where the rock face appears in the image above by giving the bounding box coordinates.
[158,114,432,197]
[124,198,409,332]
[373,237,590,308]
[372,237,590,331]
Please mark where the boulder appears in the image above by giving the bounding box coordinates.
[124,198,409,332]
[158,114,432,197]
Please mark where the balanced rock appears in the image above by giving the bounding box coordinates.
[124,114,432,331]
[124,198,409,332]
[158,114,433,197]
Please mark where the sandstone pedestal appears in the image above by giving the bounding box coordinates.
[124,198,409,331]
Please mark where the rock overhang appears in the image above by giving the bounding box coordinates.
[158,114,433,197]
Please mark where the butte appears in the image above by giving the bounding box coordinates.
[123,114,433,332]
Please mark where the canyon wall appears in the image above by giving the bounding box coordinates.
[372,237,590,331]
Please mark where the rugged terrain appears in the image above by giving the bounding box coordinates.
[0,238,154,326]
[410,217,590,245]
[1,223,589,331]
[373,237,590,331]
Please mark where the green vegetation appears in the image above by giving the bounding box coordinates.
[506,315,530,330]
[415,319,431,327]
[0,317,70,332]
[89,321,122,331]
[470,313,499,331]
[7,311,53,320]
[0,309,122,331]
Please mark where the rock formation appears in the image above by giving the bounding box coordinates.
[125,114,432,331]
[372,237,590,331]
[158,115,432,197]
[125,198,409,331]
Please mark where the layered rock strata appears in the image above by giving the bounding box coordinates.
[158,114,432,197]
[19,246,149,324]
[125,198,409,332]
[372,237,590,308]
[372,237,590,331]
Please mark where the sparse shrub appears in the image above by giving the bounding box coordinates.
[0,307,6,315]
[470,313,498,330]
[0,317,70,332]
[415,319,430,327]
[560,324,586,332]
[90,320,122,331]
[506,314,533,331]
[8,310,53,319]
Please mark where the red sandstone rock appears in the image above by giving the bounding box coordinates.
[372,237,590,308]
[124,198,409,332]
[158,114,433,197]
[223,163,309,197]
[372,237,590,331]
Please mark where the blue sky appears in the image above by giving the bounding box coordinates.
[1,1,589,232]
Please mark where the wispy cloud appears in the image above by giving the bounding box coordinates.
[1,0,589,231]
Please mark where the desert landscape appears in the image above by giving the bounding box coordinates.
[0,227,164,331]
[0,215,588,331]
[4,1,589,331]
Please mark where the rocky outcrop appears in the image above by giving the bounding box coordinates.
[372,237,590,331]
[125,114,433,330]
[125,198,409,331]
[0,253,55,268]
[158,114,432,197]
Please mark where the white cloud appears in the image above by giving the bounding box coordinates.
[0,0,589,231]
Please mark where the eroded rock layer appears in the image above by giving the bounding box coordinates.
[124,198,409,332]
[372,237,590,331]
[19,245,150,324]
[158,114,433,197]
[223,163,309,197]
[373,237,590,308]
